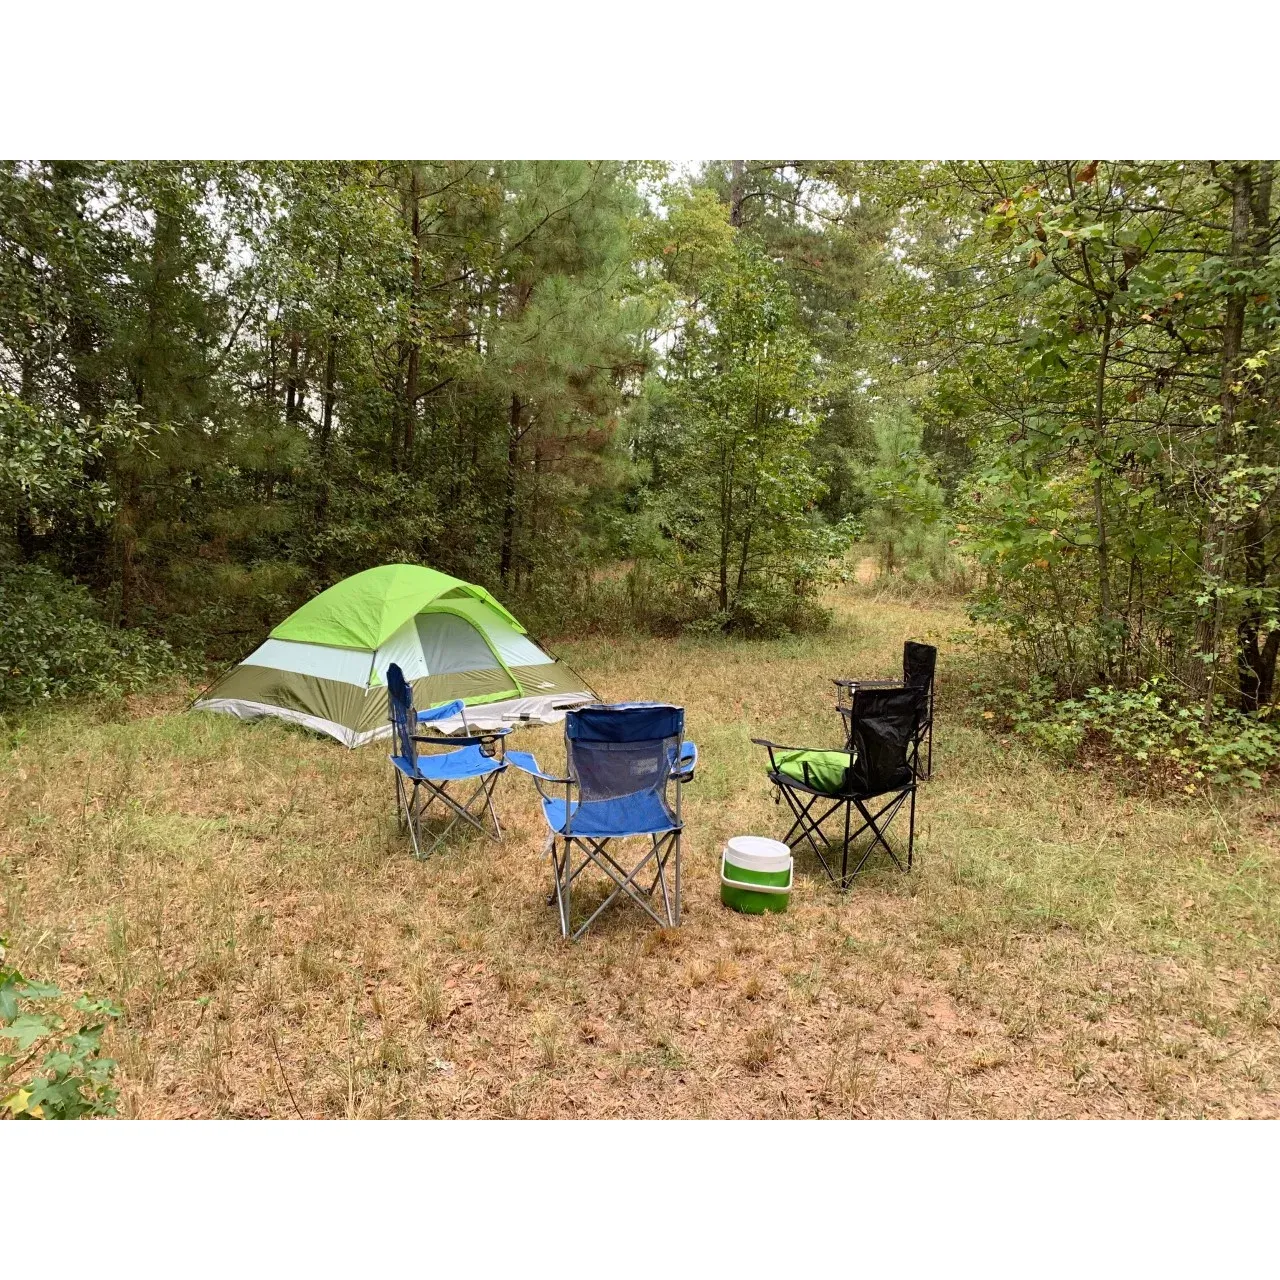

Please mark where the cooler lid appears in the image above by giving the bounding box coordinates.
[725,835,792,873]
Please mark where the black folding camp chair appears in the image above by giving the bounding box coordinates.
[835,640,937,779]
[754,685,922,889]
[509,703,697,941]
[387,663,510,859]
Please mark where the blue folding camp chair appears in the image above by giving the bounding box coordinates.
[509,703,697,941]
[387,663,511,859]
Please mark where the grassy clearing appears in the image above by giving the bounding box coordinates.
[3,581,1280,1118]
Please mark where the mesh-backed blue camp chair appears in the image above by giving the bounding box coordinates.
[387,663,510,859]
[509,703,697,941]
[754,684,921,888]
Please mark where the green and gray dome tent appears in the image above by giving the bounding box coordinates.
[193,564,595,748]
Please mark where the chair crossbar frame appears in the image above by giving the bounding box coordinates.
[523,755,686,941]
[773,773,914,885]
[394,756,505,860]
[754,736,917,891]
[387,662,512,861]
[549,828,680,941]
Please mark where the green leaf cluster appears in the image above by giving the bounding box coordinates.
[1,939,122,1120]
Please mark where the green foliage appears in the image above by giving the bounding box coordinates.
[1,939,122,1119]
[872,160,1280,711]
[8,155,1273,728]
[974,675,1280,790]
[0,160,665,663]
[637,208,851,634]
[0,393,169,532]
[859,405,963,587]
[0,159,900,686]
[0,563,174,709]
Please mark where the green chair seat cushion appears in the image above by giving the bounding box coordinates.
[776,748,852,795]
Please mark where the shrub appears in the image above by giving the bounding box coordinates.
[1,939,122,1119]
[972,674,1280,791]
[0,563,175,711]
[510,557,836,640]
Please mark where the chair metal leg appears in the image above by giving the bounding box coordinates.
[777,785,841,881]
[772,779,916,889]
[841,798,851,889]
[673,831,681,926]
[398,767,507,860]
[565,834,675,940]
[483,773,503,841]
[858,794,908,866]
[422,773,506,854]
[908,784,916,870]
[395,772,409,835]
[777,784,853,884]
[654,834,673,924]
[406,780,425,861]
[549,837,570,939]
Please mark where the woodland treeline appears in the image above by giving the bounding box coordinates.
[2,160,1278,728]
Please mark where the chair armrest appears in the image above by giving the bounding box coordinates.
[415,724,512,738]
[413,732,505,749]
[751,737,807,771]
[415,699,467,725]
[672,741,697,781]
[752,738,855,784]
[414,730,509,760]
[506,750,576,803]
[751,737,814,753]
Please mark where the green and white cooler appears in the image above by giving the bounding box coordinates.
[720,836,793,914]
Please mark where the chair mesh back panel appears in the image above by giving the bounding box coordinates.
[386,663,417,768]
[903,641,937,690]
[848,686,920,796]
[566,703,682,805]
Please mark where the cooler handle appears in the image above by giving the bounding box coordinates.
[720,849,793,894]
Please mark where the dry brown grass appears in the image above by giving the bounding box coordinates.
[4,582,1280,1118]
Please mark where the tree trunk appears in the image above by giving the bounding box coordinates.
[321,335,338,451]
[1195,164,1255,717]
[1237,502,1278,710]
[403,167,421,459]
[499,393,522,587]
[729,161,747,228]
[736,502,756,596]
[15,360,39,560]
[50,163,111,586]
[718,441,732,613]
[285,329,301,423]
[1235,161,1277,711]
[1092,305,1113,662]
[319,251,343,456]
[266,307,278,402]
[117,484,138,628]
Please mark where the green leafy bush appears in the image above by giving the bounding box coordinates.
[973,674,1280,791]
[0,564,175,711]
[1,940,122,1119]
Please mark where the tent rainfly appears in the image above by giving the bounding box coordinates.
[193,564,595,748]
